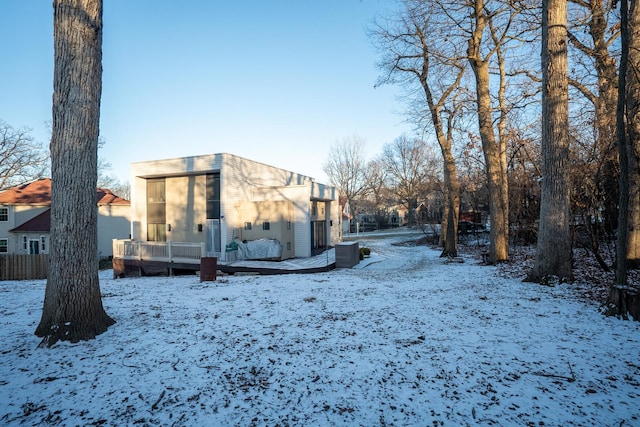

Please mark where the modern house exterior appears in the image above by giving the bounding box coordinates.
[0,178,131,258]
[128,153,339,262]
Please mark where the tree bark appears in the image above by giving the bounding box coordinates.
[608,0,640,319]
[467,0,510,263]
[590,0,623,238]
[568,0,623,253]
[625,0,640,269]
[35,0,114,346]
[414,25,463,257]
[530,0,573,282]
[441,145,460,257]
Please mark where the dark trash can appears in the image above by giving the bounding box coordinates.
[200,257,217,282]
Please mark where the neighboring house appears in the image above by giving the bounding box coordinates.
[129,153,339,261]
[0,178,131,258]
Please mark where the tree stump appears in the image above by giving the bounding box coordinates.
[605,286,640,321]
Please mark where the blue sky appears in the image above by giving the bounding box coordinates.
[0,0,413,185]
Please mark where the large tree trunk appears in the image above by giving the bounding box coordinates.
[469,61,510,263]
[627,0,640,269]
[441,147,460,257]
[608,0,640,319]
[419,59,462,257]
[35,0,114,346]
[529,0,573,282]
[569,0,623,252]
[588,0,640,269]
[467,0,509,263]
[589,0,621,235]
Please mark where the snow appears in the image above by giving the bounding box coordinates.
[1,231,639,426]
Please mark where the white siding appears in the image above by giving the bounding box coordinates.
[97,204,131,258]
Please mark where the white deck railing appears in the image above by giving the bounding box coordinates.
[113,240,206,264]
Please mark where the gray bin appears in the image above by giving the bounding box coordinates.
[335,242,360,268]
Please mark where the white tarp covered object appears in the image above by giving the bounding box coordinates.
[236,238,282,260]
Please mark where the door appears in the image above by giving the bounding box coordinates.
[205,219,221,256]
[311,221,326,250]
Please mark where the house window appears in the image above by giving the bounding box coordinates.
[40,236,46,252]
[147,223,166,242]
[28,239,39,255]
[262,222,270,230]
[311,203,317,216]
[147,179,166,203]
[22,236,27,251]
[0,239,7,253]
[0,207,8,222]
[286,242,291,251]
[206,173,220,219]
[147,179,166,242]
[244,222,252,230]
[287,221,291,230]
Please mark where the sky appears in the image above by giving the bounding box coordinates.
[2,230,639,425]
[0,0,413,186]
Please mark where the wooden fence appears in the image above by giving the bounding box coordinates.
[0,254,50,280]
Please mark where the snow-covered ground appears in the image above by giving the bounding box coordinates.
[1,231,639,426]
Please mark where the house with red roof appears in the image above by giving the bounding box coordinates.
[0,178,130,258]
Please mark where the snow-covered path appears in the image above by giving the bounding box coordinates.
[1,233,639,426]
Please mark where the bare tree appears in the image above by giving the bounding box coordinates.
[105,180,131,201]
[35,0,115,346]
[464,0,523,263]
[323,135,370,226]
[364,158,397,229]
[606,0,640,319]
[529,0,573,283]
[380,135,441,225]
[625,0,640,271]
[567,0,621,266]
[414,0,532,262]
[372,0,465,256]
[96,137,129,199]
[0,121,48,190]
[506,121,542,245]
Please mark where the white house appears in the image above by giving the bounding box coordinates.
[0,178,131,258]
[129,153,339,262]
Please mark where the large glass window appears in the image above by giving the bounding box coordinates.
[0,239,7,253]
[147,179,166,241]
[206,173,220,219]
[0,207,8,222]
[147,224,166,242]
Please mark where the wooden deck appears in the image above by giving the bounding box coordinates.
[219,248,336,275]
[112,239,336,277]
